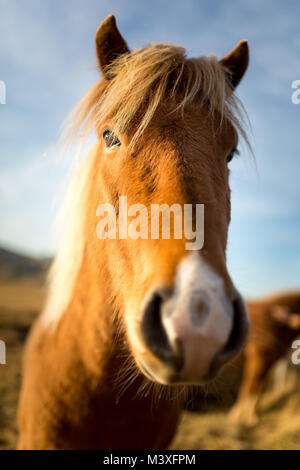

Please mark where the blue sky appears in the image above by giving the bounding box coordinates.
[0,0,300,297]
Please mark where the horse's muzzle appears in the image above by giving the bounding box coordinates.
[138,257,249,384]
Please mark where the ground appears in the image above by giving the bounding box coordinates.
[0,264,300,450]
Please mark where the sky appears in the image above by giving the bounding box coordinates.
[0,0,300,298]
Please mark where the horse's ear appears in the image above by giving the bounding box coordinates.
[270,304,300,330]
[95,14,129,79]
[220,40,249,89]
[270,305,290,324]
[288,313,300,330]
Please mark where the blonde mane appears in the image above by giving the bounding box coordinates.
[42,43,249,328]
[42,143,99,327]
[63,43,248,147]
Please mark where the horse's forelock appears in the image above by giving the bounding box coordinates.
[63,44,249,150]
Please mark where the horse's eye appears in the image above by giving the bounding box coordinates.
[226,148,238,164]
[103,129,121,149]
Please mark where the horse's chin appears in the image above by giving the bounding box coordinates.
[136,356,220,386]
[136,358,176,385]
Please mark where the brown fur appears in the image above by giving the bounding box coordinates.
[230,291,300,425]
[18,15,250,449]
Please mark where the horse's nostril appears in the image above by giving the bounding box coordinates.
[140,286,249,384]
[212,292,249,370]
[140,289,184,372]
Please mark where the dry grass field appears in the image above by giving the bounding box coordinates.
[0,248,300,450]
[0,280,45,448]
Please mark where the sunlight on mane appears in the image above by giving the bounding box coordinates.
[42,143,99,328]
[63,43,249,148]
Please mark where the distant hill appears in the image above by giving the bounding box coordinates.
[0,246,52,280]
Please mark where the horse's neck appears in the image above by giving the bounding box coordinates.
[27,248,182,449]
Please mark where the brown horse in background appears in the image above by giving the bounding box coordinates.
[229,290,300,425]
[17,15,250,449]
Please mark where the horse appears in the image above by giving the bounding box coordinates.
[17,14,250,449]
[229,290,300,425]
